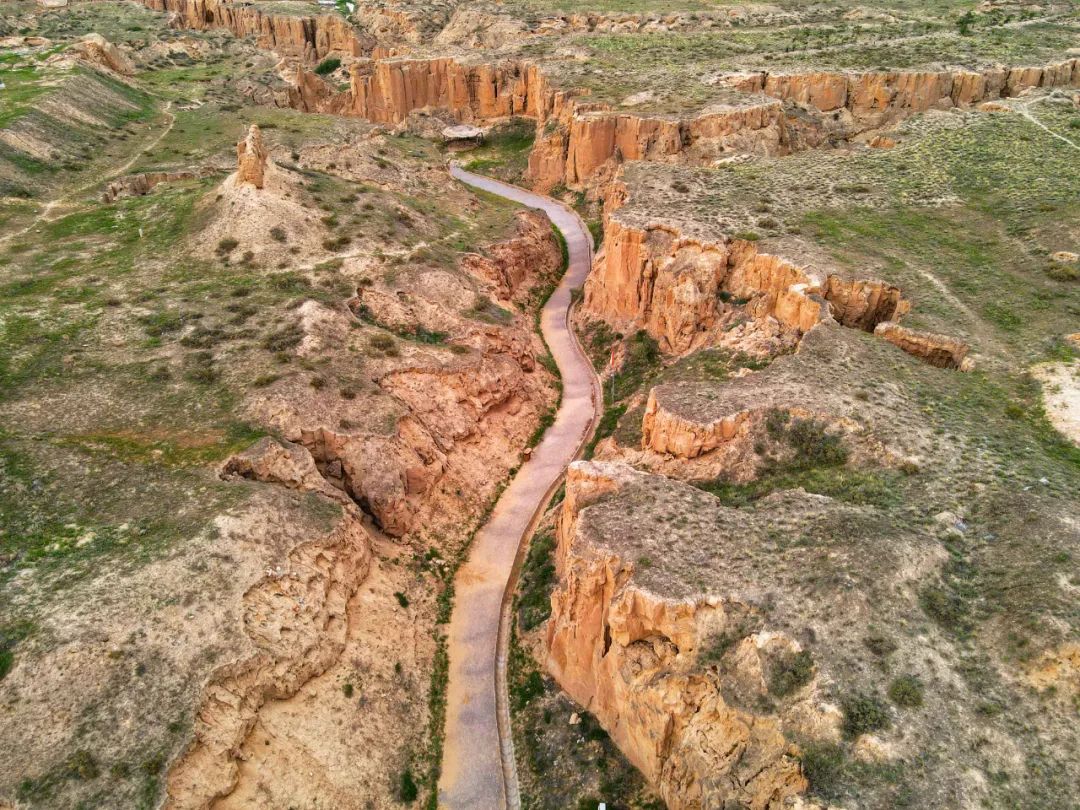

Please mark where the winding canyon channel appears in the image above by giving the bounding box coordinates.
[438,166,601,809]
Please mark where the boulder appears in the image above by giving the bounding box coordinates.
[70,33,135,76]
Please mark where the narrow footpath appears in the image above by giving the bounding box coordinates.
[438,165,601,809]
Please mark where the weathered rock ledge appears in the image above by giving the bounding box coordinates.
[133,1,1080,191]
[140,0,370,62]
[874,321,973,370]
[166,438,373,808]
[284,55,1078,190]
[544,460,945,808]
[583,215,909,355]
[725,60,1080,130]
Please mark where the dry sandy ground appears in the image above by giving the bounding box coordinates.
[1036,360,1080,444]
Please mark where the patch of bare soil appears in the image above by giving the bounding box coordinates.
[1035,360,1080,445]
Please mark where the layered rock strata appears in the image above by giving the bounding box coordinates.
[284,55,1078,189]
[725,59,1080,129]
[583,217,908,354]
[544,460,943,809]
[139,0,370,62]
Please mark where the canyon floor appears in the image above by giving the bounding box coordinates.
[1,0,1078,809]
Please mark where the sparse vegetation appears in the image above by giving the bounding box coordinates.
[518,531,557,631]
[841,693,891,739]
[887,675,924,708]
[4,1,1079,809]
[768,650,814,697]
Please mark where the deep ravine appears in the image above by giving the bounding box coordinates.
[438,165,601,809]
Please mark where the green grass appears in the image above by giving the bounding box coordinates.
[0,66,51,129]
[460,118,536,184]
[521,10,1079,110]
[695,466,909,509]
[517,531,557,631]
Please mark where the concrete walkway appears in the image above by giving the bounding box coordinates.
[438,166,600,809]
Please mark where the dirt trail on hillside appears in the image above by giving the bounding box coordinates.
[438,165,600,810]
[0,102,176,247]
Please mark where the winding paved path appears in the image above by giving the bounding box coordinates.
[438,166,601,809]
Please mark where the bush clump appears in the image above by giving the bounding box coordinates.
[840,692,891,739]
[314,57,341,76]
[801,743,846,800]
[887,674,924,708]
[398,767,418,802]
[768,650,814,697]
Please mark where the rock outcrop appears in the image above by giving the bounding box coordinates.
[70,33,135,75]
[545,462,854,809]
[529,99,786,190]
[583,216,908,354]
[280,54,1078,190]
[221,436,353,506]
[169,439,373,808]
[236,124,268,188]
[286,56,786,189]
[460,209,563,304]
[242,211,561,537]
[101,169,212,202]
[133,0,1080,190]
[641,389,755,459]
[139,0,370,62]
[343,58,554,124]
[724,60,1080,129]
[874,321,973,370]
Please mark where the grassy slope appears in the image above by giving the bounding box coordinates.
[519,9,1079,111]
[0,5,529,805]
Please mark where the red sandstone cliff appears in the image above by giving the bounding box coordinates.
[583,215,908,354]
[140,0,370,62]
[725,60,1080,127]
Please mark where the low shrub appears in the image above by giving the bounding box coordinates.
[840,692,891,739]
[769,650,814,697]
[314,57,341,76]
[887,674,924,708]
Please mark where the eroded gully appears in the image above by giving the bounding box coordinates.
[438,165,601,809]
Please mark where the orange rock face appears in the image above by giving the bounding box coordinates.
[583,216,908,354]
[236,124,269,188]
[641,389,754,458]
[873,321,973,370]
[342,58,552,124]
[268,53,1080,191]
[139,0,369,62]
[460,209,563,304]
[544,462,817,809]
[730,60,1080,126]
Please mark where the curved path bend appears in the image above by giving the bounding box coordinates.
[439,166,601,809]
